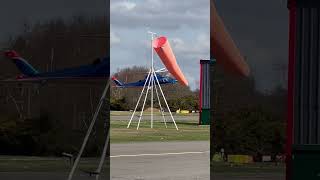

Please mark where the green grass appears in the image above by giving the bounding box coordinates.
[110,118,209,143]
[0,156,109,172]
[111,111,199,116]
[0,112,207,172]
[212,162,285,175]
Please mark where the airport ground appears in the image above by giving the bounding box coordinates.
[110,112,209,143]
[212,162,285,180]
[0,158,285,180]
[0,112,284,179]
[110,112,210,179]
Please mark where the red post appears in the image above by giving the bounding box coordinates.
[286,0,296,179]
[199,61,203,125]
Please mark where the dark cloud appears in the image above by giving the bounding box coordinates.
[215,0,288,92]
[0,0,107,44]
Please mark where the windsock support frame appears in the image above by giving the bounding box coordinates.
[127,31,178,130]
[67,80,110,180]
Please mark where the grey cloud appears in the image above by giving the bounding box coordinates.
[111,0,209,30]
[110,31,121,46]
[111,0,209,90]
[0,0,107,43]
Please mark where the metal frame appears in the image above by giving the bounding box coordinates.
[67,80,110,180]
[127,31,178,130]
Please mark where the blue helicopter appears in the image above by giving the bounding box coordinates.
[2,50,109,82]
[112,69,177,88]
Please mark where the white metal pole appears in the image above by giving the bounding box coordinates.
[137,72,152,130]
[127,69,152,128]
[27,87,31,118]
[153,79,167,128]
[151,73,154,128]
[95,130,109,180]
[153,71,178,130]
[67,80,110,180]
[50,47,54,71]
[150,32,155,128]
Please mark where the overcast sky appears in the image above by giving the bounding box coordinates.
[215,0,288,93]
[110,0,210,90]
[0,0,289,92]
[0,0,107,47]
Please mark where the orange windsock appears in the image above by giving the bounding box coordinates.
[153,36,188,86]
[211,2,250,77]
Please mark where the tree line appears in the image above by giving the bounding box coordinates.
[0,15,108,156]
[110,66,200,112]
[211,63,287,161]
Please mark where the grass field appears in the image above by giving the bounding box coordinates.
[0,156,285,176]
[212,162,285,174]
[110,112,209,143]
[0,112,207,173]
[0,156,109,172]
[211,162,285,180]
[111,111,199,116]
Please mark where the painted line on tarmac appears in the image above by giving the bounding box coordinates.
[110,151,209,158]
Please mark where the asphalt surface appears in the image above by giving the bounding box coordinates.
[0,141,209,180]
[110,141,210,180]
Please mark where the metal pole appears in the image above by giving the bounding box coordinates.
[149,31,155,128]
[7,88,22,119]
[67,80,110,180]
[151,72,154,128]
[27,86,31,118]
[95,130,109,180]
[153,71,178,130]
[50,47,54,72]
[153,79,167,128]
[127,69,152,128]
[137,72,152,130]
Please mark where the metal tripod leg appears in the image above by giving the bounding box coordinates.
[153,79,167,128]
[95,130,109,180]
[151,70,154,128]
[137,72,153,130]
[127,69,152,128]
[67,80,110,180]
[153,71,178,130]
